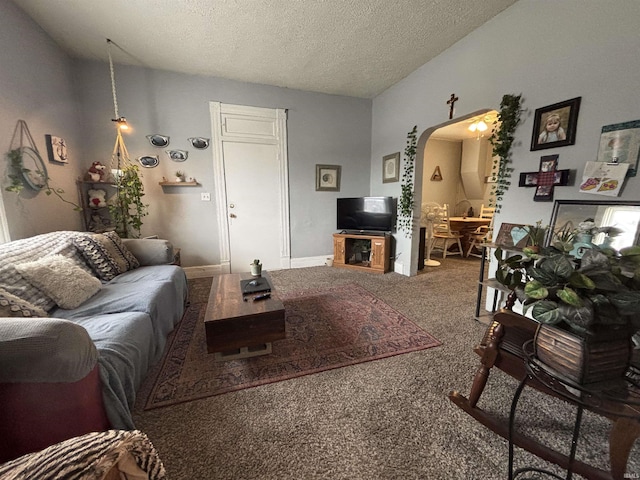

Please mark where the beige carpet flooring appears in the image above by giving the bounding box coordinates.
[132,258,640,479]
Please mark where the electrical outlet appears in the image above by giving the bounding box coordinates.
[201,192,211,201]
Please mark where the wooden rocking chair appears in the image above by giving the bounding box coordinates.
[449,308,640,480]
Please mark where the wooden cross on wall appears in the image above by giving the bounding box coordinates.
[518,154,571,202]
[446,93,458,119]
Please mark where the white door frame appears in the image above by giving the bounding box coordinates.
[210,102,290,273]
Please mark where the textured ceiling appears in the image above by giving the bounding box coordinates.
[13,0,516,98]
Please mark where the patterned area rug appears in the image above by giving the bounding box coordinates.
[142,283,441,410]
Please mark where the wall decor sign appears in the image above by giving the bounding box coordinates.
[430,166,443,181]
[518,154,570,202]
[596,119,640,177]
[45,134,68,164]
[495,222,533,249]
[382,152,400,183]
[530,97,581,151]
[315,164,341,191]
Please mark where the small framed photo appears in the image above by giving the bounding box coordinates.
[316,164,341,191]
[519,173,539,187]
[45,134,68,164]
[382,152,400,183]
[530,97,581,151]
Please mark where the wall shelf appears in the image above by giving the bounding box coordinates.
[159,181,200,187]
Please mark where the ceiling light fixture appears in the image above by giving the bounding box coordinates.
[468,117,488,133]
[106,38,132,183]
[107,38,128,131]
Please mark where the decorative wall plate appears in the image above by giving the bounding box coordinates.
[137,155,159,168]
[188,137,210,149]
[146,134,170,147]
[166,149,188,162]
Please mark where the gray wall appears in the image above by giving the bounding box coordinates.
[0,1,372,266]
[73,61,372,266]
[371,0,640,275]
[0,1,84,240]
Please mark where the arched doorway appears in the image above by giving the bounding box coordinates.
[409,109,498,274]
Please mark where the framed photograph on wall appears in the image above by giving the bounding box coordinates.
[596,119,640,177]
[45,134,68,164]
[530,97,581,151]
[315,164,341,191]
[382,152,400,183]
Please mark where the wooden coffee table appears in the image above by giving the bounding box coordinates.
[204,272,286,360]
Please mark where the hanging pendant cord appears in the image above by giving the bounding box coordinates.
[107,39,119,120]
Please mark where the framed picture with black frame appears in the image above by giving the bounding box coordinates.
[530,97,581,151]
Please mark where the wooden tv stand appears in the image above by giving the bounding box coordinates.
[332,232,391,273]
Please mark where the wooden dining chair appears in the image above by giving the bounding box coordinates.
[479,204,496,219]
[467,215,494,258]
[431,204,464,258]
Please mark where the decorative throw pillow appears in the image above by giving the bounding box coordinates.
[0,287,48,317]
[15,255,102,310]
[72,231,140,281]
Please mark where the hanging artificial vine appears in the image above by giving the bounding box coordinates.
[397,125,417,237]
[5,149,25,193]
[488,94,523,213]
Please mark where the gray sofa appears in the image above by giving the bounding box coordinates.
[0,231,188,459]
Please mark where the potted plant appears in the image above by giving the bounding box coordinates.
[495,236,640,384]
[522,220,546,254]
[250,259,262,276]
[175,171,185,182]
[109,164,148,238]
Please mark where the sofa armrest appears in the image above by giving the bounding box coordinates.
[0,317,97,383]
[121,238,175,266]
[0,318,111,462]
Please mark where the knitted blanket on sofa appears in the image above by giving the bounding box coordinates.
[0,430,166,480]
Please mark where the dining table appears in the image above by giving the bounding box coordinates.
[448,216,492,256]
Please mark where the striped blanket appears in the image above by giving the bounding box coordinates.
[0,430,166,480]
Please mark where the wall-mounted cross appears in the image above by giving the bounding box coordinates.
[518,154,571,202]
[446,93,458,119]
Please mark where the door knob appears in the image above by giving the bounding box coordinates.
[229,213,237,218]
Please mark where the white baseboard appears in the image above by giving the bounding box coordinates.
[184,256,332,278]
[290,255,332,269]
[183,265,223,279]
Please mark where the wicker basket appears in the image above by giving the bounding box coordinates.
[534,323,631,385]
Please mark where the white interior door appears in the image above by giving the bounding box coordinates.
[210,103,290,273]
[224,142,281,271]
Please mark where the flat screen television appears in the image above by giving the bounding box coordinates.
[337,197,397,233]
